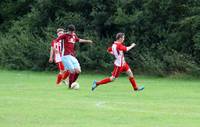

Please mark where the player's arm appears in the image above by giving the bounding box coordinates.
[79,39,93,44]
[52,47,59,54]
[126,43,136,51]
[107,47,113,55]
[118,43,136,52]
[49,47,54,63]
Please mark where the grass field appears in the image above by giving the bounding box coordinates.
[0,70,200,127]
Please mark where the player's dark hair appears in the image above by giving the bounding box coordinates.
[116,32,125,40]
[68,24,76,32]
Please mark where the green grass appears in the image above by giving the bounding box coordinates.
[0,70,200,127]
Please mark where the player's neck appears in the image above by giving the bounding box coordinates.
[69,31,75,34]
[115,40,122,44]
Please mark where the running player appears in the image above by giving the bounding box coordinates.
[92,32,144,92]
[49,28,70,85]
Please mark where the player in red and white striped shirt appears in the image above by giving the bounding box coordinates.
[49,28,70,85]
[92,32,144,92]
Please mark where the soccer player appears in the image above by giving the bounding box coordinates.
[49,28,70,85]
[92,32,144,92]
[56,24,93,88]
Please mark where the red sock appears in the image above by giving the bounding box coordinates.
[96,78,112,86]
[56,74,63,84]
[73,73,79,83]
[129,77,138,90]
[62,71,70,80]
[69,74,75,88]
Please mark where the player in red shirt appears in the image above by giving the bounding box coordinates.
[56,24,93,88]
[49,28,70,85]
[92,32,144,92]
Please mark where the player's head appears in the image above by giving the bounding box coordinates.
[116,32,125,43]
[68,24,76,32]
[57,28,64,37]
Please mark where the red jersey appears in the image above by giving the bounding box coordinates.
[107,41,127,67]
[56,32,80,56]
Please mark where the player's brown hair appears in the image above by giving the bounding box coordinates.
[116,32,125,40]
[68,24,76,32]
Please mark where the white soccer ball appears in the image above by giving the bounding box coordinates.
[71,82,80,90]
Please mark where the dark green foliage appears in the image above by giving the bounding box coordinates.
[0,0,199,76]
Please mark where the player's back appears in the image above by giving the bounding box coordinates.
[63,33,79,56]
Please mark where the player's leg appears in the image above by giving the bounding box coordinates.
[63,55,81,88]
[62,70,70,80]
[69,56,81,85]
[62,55,76,73]
[96,76,115,85]
[125,64,144,91]
[71,68,81,84]
[92,76,115,91]
[126,69,138,90]
[96,65,121,86]
[56,62,65,85]
[92,65,120,91]
[62,70,70,86]
[69,73,74,88]
[62,55,76,88]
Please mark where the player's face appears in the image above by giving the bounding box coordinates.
[120,35,125,43]
[57,31,64,37]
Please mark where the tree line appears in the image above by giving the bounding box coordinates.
[0,0,200,76]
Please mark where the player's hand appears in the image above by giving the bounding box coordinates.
[131,43,136,47]
[53,49,59,54]
[49,58,53,63]
[88,40,93,43]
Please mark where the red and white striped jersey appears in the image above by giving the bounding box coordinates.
[51,39,64,63]
[109,41,127,67]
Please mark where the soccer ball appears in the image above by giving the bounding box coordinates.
[71,82,80,90]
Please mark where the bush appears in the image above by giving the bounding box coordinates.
[0,31,50,70]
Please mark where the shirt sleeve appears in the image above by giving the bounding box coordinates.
[107,47,113,54]
[75,35,80,42]
[117,44,127,51]
[51,40,55,47]
[56,34,67,42]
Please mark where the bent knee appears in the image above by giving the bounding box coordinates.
[110,76,116,81]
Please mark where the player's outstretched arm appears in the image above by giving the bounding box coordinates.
[127,43,136,51]
[118,43,135,52]
[79,39,93,44]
